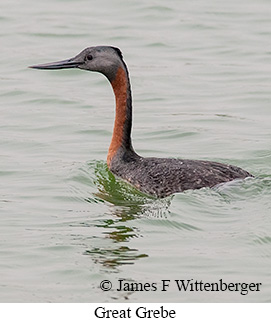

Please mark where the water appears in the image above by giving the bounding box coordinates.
[1,0,271,302]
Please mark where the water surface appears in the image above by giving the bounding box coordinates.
[1,0,271,302]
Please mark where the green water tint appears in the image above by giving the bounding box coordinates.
[93,161,156,205]
[92,161,270,269]
[74,161,271,270]
[2,0,271,302]
[87,160,271,207]
[79,161,173,268]
[84,247,148,268]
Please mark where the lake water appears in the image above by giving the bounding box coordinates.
[1,0,271,302]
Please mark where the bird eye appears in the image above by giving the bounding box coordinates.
[86,54,93,61]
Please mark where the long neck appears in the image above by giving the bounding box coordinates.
[107,64,133,167]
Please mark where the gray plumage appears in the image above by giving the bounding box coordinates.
[110,147,251,198]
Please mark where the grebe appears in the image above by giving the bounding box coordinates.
[30,46,252,198]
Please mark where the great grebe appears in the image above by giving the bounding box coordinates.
[30,46,252,198]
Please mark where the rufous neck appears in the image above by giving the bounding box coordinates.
[107,65,133,167]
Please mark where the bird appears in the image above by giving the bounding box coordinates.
[30,46,252,198]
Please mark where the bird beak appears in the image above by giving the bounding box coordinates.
[29,57,84,70]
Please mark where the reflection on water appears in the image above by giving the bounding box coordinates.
[93,160,172,215]
[68,160,271,302]
[1,0,271,302]
[73,162,271,271]
[81,161,171,268]
[84,246,148,267]
[95,215,139,244]
[93,160,155,206]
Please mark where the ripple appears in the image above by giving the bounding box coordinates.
[84,246,148,268]
[2,0,271,303]
[252,234,271,259]
[254,235,271,246]
[215,176,271,201]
